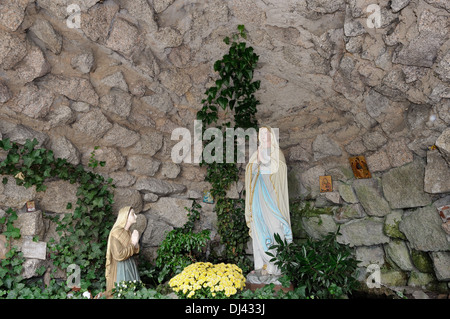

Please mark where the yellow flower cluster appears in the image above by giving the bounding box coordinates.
[169,262,246,298]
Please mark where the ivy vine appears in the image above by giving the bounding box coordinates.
[0,138,115,295]
[196,25,261,271]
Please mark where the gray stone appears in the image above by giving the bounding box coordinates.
[381,160,431,209]
[399,206,449,251]
[436,128,450,164]
[299,165,325,198]
[134,177,186,196]
[22,240,47,260]
[407,271,435,288]
[344,17,367,37]
[29,19,63,55]
[159,70,192,97]
[81,0,119,43]
[141,93,174,114]
[380,269,408,287]
[424,150,450,194]
[0,0,27,31]
[37,180,78,215]
[99,88,132,118]
[435,51,450,82]
[0,29,26,69]
[353,179,391,217]
[101,71,129,92]
[153,27,183,50]
[430,251,450,281]
[365,89,390,119]
[14,83,54,119]
[355,245,385,267]
[153,0,176,13]
[312,134,342,161]
[392,10,448,67]
[384,210,406,239]
[38,74,99,106]
[70,101,90,113]
[125,129,164,157]
[333,203,365,223]
[47,100,76,128]
[101,124,140,148]
[14,211,45,238]
[160,162,181,179]
[49,136,80,166]
[108,171,136,188]
[0,122,48,147]
[71,51,95,74]
[390,0,411,12]
[72,109,112,139]
[0,175,36,209]
[362,131,387,151]
[112,187,143,214]
[105,18,140,58]
[384,139,414,168]
[338,183,358,204]
[337,217,390,247]
[424,0,450,11]
[0,80,12,103]
[143,193,158,202]
[384,239,414,271]
[146,197,192,228]
[22,258,46,279]
[366,150,391,172]
[16,44,50,83]
[306,0,345,13]
[289,140,312,162]
[302,214,338,240]
[126,155,161,176]
[141,214,173,247]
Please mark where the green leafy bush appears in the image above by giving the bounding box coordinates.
[155,201,210,283]
[267,228,360,299]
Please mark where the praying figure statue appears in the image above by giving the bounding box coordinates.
[105,206,140,295]
[245,126,292,281]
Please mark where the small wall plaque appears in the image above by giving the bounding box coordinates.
[26,200,36,212]
[349,156,371,179]
[319,176,333,193]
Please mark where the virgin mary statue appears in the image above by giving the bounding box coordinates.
[245,126,292,277]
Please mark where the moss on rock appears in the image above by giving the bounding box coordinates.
[410,249,434,273]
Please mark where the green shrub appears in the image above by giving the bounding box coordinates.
[267,228,360,299]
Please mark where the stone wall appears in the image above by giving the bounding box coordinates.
[0,0,449,292]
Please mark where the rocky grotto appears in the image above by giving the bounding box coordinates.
[0,0,449,300]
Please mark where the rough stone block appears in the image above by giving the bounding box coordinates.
[399,206,449,251]
[381,160,431,209]
[337,217,390,247]
[22,240,46,260]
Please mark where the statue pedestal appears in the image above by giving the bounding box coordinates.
[245,269,294,293]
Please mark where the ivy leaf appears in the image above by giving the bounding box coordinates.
[24,139,38,152]
[0,139,12,151]
[92,197,104,208]
[217,97,228,110]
